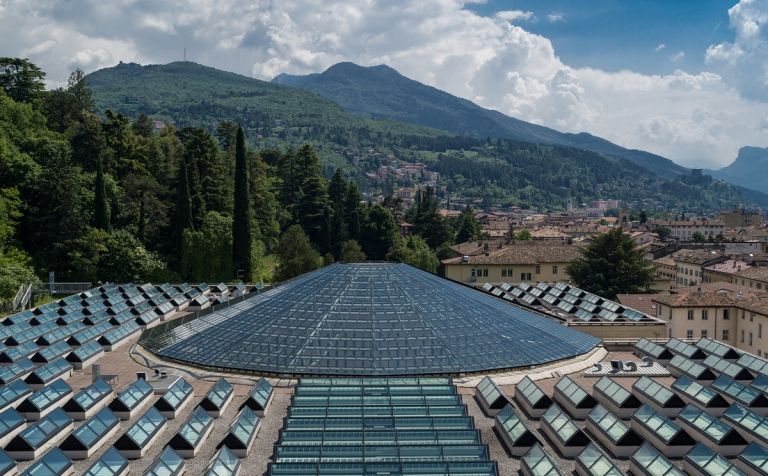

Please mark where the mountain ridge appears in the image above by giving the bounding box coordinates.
[272,61,689,179]
[708,146,768,193]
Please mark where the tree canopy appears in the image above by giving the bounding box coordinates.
[566,227,654,299]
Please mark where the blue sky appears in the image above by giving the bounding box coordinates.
[470,0,735,74]
[1,0,765,167]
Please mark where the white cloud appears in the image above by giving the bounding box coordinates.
[1,0,766,167]
[706,0,768,101]
[547,12,565,23]
[495,10,534,22]
[669,51,685,62]
[655,43,666,52]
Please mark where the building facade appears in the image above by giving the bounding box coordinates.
[652,220,725,241]
[653,285,768,357]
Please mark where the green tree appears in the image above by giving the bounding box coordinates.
[298,174,329,252]
[0,252,39,308]
[249,151,280,251]
[361,205,399,260]
[181,211,234,282]
[43,69,94,132]
[327,169,348,256]
[639,209,648,224]
[232,126,253,280]
[566,227,653,299]
[409,187,452,249]
[174,156,195,251]
[275,225,320,281]
[656,226,672,240]
[455,206,480,243]
[691,231,706,242]
[386,236,439,273]
[339,240,366,262]
[70,112,106,171]
[515,229,532,240]
[0,58,45,103]
[344,182,363,242]
[99,230,166,282]
[93,157,111,232]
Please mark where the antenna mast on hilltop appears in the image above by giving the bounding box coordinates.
[183,48,187,61]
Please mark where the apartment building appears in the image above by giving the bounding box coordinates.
[442,243,582,285]
[653,283,768,357]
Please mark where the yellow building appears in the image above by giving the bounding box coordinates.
[718,208,762,228]
[442,243,582,285]
[653,284,768,357]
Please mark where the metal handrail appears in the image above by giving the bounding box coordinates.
[33,282,92,295]
[19,284,32,310]
[11,285,25,311]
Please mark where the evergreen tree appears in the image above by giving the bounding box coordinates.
[94,157,111,232]
[566,227,653,299]
[0,58,45,103]
[455,206,480,243]
[409,187,452,249]
[327,169,348,255]
[275,225,320,281]
[339,240,366,262]
[361,204,399,260]
[174,156,194,251]
[232,126,252,280]
[298,174,329,252]
[386,236,439,273]
[344,182,363,242]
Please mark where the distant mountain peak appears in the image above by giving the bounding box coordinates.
[709,145,768,193]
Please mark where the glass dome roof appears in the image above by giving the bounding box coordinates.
[143,263,600,376]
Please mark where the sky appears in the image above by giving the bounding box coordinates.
[2,0,767,169]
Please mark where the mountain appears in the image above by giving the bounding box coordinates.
[273,62,688,179]
[85,61,768,210]
[709,146,768,193]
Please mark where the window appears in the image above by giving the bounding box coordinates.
[483,268,488,277]
[702,310,708,320]
[751,313,755,322]
[723,309,730,320]
[520,273,531,281]
[501,268,513,278]
[687,330,694,339]
[742,330,745,343]
[535,265,541,274]
[701,330,708,338]
[722,330,729,340]
[552,265,558,275]
[687,310,694,320]
[750,333,753,346]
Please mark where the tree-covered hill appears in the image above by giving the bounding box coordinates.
[273,62,689,179]
[86,61,768,211]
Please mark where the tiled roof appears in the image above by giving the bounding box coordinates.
[671,249,724,265]
[442,244,582,265]
[733,266,768,282]
[703,260,751,275]
[616,294,663,316]
[653,283,768,308]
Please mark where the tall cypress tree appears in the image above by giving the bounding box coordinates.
[175,156,194,251]
[232,126,252,280]
[94,157,111,232]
